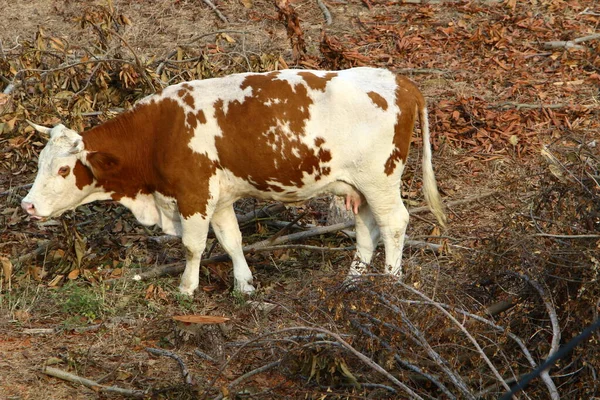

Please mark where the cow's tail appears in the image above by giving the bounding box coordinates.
[419,105,446,228]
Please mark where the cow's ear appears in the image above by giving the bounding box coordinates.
[69,138,84,154]
[87,152,120,172]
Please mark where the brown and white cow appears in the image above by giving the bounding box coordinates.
[22,67,446,295]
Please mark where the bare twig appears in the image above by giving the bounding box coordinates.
[224,361,281,395]
[194,349,219,364]
[202,0,228,23]
[350,318,456,399]
[397,282,512,392]
[316,0,333,25]
[146,348,193,385]
[0,183,32,196]
[493,102,569,110]
[543,33,600,50]
[363,289,475,399]
[397,296,560,399]
[532,233,600,239]
[205,326,425,399]
[42,366,146,398]
[11,240,53,268]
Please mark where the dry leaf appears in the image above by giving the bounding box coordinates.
[240,0,253,8]
[67,269,80,280]
[220,33,236,43]
[0,256,12,279]
[73,230,87,268]
[172,315,230,324]
[48,274,64,287]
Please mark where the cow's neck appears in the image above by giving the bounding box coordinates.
[82,104,159,201]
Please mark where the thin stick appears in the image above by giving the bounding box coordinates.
[146,348,194,385]
[0,183,32,196]
[205,326,424,400]
[532,233,600,239]
[42,366,146,398]
[202,0,228,23]
[397,282,512,392]
[316,0,332,25]
[543,33,600,50]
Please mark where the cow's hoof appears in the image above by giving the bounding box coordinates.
[178,285,196,296]
[235,282,256,295]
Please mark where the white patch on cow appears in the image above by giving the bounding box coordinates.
[22,125,111,218]
[187,108,221,160]
[119,192,182,236]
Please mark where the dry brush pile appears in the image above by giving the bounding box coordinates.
[0,0,599,398]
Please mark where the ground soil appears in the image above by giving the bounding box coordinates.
[1,0,599,399]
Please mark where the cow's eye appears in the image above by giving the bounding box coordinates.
[58,166,71,177]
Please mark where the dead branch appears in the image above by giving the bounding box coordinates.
[0,183,32,196]
[146,348,194,385]
[202,0,228,23]
[493,102,568,110]
[206,326,425,399]
[42,366,146,398]
[362,289,475,398]
[23,328,56,334]
[397,296,559,399]
[542,33,600,50]
[226,361,281,394]
[350,318,456,399]
[194,349,219,364]
[397,282,512,392]
[532,233,600,239]
[396,68,450,75]
[513,274,560,356]
[11,240,53,268]
[316,0,333,25]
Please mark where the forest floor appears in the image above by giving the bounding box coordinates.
[0,0,599,399]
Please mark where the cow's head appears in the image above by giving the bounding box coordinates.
[21,122,97,219]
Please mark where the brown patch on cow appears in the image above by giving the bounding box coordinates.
[82,98,215,218]
[298,71,337,92]
[367,91,388,110]
[73,160,94,189]
[213,73,332,191]
[196,110,207,124]
[384,75,423,175]
[178,84,196,109]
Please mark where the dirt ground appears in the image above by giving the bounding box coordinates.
[1,0,599,399]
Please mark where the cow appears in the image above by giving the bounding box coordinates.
[21,67,446,296]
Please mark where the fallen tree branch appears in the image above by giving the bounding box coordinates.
[397,282,512,393]
[0,183,32,196]
[396,295,559,399]
[205,326,425,399]
[202,0,228,23]
[316,0,333,25]
[42,366,146,398]
[542,33,600,50]
[363,289,475,398]
[493,102,568,110]
[146,347,194,385]
[11,240,53,268]
[532,232,600,239]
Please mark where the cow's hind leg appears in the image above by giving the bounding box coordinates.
[211,205,255,294]
[348,203,380,277]
[364,191,410,277]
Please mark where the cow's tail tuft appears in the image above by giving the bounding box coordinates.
[419,105,446,228]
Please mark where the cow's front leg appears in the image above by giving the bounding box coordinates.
[179,213,211,296]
